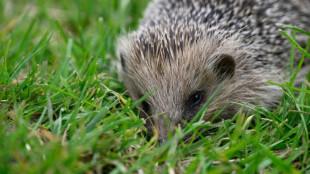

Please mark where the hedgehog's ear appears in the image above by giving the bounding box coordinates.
[211,54,235,80]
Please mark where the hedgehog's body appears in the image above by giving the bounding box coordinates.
[117,0,310,142]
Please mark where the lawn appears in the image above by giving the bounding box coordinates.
[0,0,309,173]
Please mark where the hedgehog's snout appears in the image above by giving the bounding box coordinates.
[150,109,184,144]
[158,138,167,145]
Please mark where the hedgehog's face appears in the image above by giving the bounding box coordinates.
[117,30,244,143]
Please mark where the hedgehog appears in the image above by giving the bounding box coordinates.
[116,0,310,143]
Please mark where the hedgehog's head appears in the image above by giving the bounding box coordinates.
[116,25,249,143]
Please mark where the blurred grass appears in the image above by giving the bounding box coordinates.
[0,0,309,173]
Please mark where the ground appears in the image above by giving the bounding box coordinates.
[0,0,309,173]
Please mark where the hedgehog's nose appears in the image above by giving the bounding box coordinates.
[158,138,167,145]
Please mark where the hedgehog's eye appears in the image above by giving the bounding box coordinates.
[188,92,203,108]
[120,52,127,70]
[142,100,151,114]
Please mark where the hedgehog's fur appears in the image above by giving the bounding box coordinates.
[117,0,310,141]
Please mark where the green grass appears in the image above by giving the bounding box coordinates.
[0,0,309,173]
